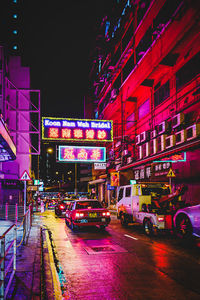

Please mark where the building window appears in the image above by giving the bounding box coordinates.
[13,14,18,19]
[122,53,135,83]
[13,30,18,35]
[13,45,18,50]
[138,99,150,120]
[176,52,200,91]
[154,80,170,107]
[126,112,135,130]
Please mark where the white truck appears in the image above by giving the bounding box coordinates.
[116,182,186,235]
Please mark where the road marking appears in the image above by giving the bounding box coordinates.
[124,234,138,240]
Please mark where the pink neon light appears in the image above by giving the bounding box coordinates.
[77,149,88,160]
[97,130,107,140]
[74,129,83,138]
[62,128,71,138]
[86,129,95,139]
[49,128,59,138]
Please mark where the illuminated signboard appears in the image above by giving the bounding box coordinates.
[42,117,113,142]
[153,152,186,163]
[58,146,106,163]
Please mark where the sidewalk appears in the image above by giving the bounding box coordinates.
[6,214,42,300]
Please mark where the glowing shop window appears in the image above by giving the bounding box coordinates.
[74,129,83,139]
[62,128,71,138]
[86,129,95,139]
[97,130,107,140]
[49,128,59,138]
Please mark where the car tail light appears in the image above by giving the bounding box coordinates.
[158,216,164,222]
[102,212,110,216]
[75,212,84,218]
[59,205,65,210]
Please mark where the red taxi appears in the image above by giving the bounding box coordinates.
[65,200,111,230]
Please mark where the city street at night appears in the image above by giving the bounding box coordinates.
[41,209,200,299]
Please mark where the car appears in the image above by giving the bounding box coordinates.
[48,198,59,209]
[65,199,111,230]
[174,204,200,238]
[55,199,73,216]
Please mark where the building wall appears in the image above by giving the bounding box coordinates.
[88,0,200,205]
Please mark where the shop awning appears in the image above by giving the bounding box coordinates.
[88,179,105,185]
[0,117,16,161]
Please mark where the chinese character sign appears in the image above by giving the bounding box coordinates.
[58,146,106,163]
[42,117,113,142]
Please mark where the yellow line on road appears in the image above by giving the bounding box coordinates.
[45,230,63,300]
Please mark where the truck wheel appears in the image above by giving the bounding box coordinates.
[175,215,192,239]
[144,219,154,236]
[120,213,128,227]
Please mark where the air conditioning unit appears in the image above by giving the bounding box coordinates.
[165,135,175,149]
[175,130,186,145]
[116,164,121,171]
[172,113,184,129]
[122,149,129,156]
[150,139,157,155]
[157,121,169,135]
[150,130,157,139]
[135,134,140,145]
[140,131,150,143]
[157,135,166,152]
[110,88,118,100]
[115,141,121,148]
[142,142,150,158]
[186,124,200,141]
[127,157,133,164]
[138,145,143,159]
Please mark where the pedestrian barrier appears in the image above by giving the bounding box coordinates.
[0,206,32,299]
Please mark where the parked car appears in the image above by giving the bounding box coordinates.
[174,204,200,238]
[48,198,59,209]
[65,199,111,230]
[55,199,73,216]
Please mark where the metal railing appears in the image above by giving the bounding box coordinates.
[0,206,32,299]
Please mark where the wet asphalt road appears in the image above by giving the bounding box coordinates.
[41,210,200,300]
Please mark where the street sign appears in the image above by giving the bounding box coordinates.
[167,168,176,177]
[20,170,31,181]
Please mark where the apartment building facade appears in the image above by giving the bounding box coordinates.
[87,0,200,205]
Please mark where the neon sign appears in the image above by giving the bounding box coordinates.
[42,117,113,142]
[153,152,186,163]
[58,146,106,163]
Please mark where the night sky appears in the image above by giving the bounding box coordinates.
[22,0,113,119]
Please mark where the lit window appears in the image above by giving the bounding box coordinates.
[13,30,18,35]
[13,45,18,50]
[13,14,18,19]
[13,0,17,3]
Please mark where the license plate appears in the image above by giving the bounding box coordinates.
[89,212,97,218]
[80,219,88,223]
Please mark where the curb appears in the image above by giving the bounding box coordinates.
[41,228,63,299]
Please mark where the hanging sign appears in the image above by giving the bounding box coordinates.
[42,117,113,142]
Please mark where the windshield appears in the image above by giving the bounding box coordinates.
[75,201,103,209]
